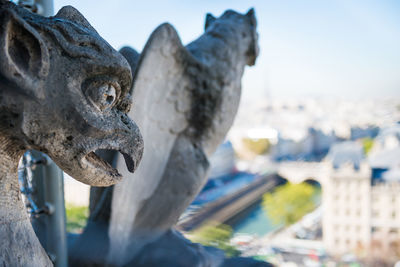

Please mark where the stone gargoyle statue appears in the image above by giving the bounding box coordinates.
[70,8,263,267]
[0,1,143,265]
[109,9,259,266]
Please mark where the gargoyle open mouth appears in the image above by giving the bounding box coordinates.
[82,149,136,178]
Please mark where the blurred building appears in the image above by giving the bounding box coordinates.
[322,162,371,255]
[370,179,400,261]
[350,125,379,141]
[327,141,364,170]
[370,124,400,154]
[271,127,336,162]
[322,141,400,260]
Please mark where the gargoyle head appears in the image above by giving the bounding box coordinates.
[0,2,143,186]
[205,8,259,66]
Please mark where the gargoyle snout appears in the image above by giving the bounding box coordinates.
[118,135,143,174]
[113,113,144,174]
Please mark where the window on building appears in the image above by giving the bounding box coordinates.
[356,209,361,217]
[371,239,382,249]
[390,241,399,253]
[372,210,379,218]
[356,240,364,250]
[334,208,339,215]
[392,211,396,219]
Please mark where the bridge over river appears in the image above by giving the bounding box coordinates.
[276,161,329,185]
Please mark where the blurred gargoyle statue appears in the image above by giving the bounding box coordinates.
[70,8,269,267]
[0,1,143,265]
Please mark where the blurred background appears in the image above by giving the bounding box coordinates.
[56,1,400,266]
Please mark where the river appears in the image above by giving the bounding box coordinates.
[230,185,321,237]
[230,201,280,236]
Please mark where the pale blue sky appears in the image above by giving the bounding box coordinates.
[54,0,400,100]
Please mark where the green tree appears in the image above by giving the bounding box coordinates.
[262,182,317,226]
[242,137,270,155]
[362,137,374,155]
[190,223,240,257]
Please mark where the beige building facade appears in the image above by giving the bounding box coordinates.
[323,163,400,259]
[323,163,371,255]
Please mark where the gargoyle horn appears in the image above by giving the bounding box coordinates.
[204,13,216,30]
[246,8,256,27]
[55,5,98,33]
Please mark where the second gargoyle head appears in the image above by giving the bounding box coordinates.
[204,8,259,66]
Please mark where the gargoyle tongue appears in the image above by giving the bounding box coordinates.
[122,152,135,173]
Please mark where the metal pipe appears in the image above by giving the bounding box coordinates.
[43,157,68,267]
[30,151,68,267]
[30,150,48,249]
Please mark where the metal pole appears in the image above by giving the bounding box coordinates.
[43,157,68,267]
[30,151,68,267]
[30,150,48,249]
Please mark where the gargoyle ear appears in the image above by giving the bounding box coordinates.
[55,6,98,33]
[0,10,49,99]
[205,13,216,30]
[246,8,256,27]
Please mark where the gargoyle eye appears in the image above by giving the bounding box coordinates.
[87,83,118,111]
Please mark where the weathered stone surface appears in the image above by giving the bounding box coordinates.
[0,2,143,265]
[70,9,260,267]
[221,257,274,267]
[68,47,141,267]
[126,229,225,267]
[106,9,259,266]
[125,229,272,267]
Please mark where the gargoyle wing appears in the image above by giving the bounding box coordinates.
[131,23,192,136]
[113,23,195,209]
